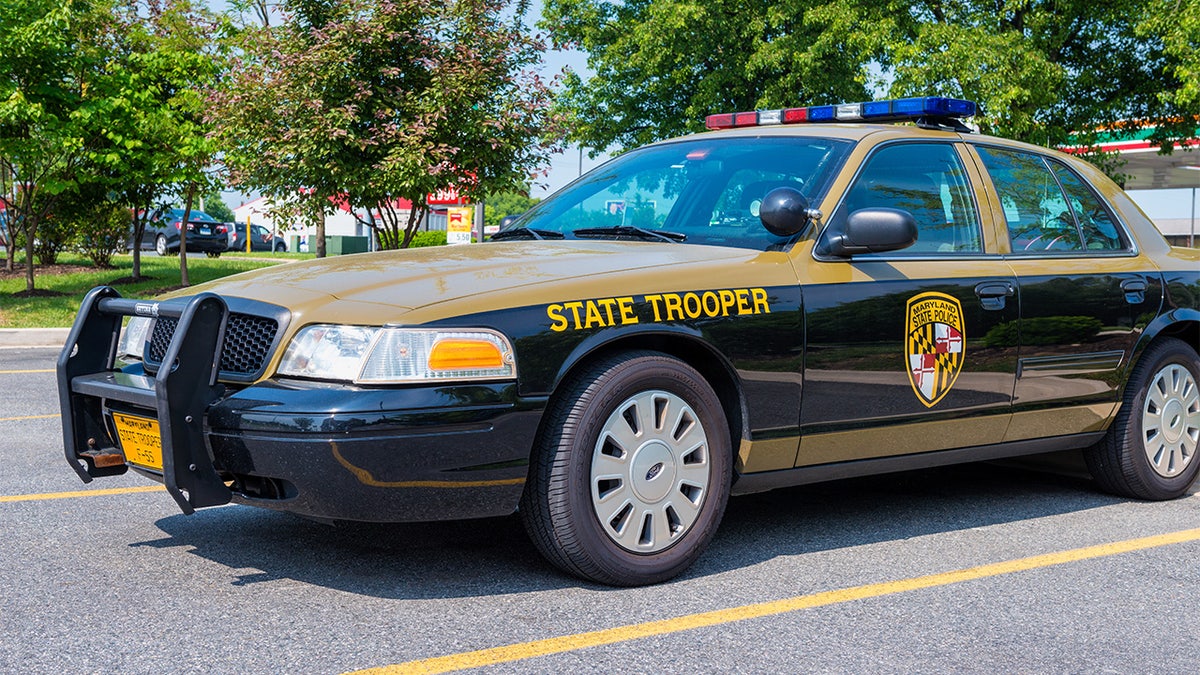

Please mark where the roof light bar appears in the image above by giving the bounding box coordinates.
[704,96,978,130]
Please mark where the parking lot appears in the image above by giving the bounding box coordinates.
[3,344,1198,673]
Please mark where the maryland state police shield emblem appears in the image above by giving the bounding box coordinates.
[906,291,965,407]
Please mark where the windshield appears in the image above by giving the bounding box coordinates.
[505,136,851,250]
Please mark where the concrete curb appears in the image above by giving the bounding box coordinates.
[0,328,71,348]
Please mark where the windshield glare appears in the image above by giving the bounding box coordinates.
[507,137,851,250]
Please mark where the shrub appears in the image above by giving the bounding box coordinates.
[34,214,77,265]
[409,230,447,248]
[74,202,132,268]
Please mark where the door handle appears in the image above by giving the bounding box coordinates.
[1120,278,1147,304]
[975,281,1015,311]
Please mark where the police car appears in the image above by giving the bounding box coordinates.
[58,97,1200,586]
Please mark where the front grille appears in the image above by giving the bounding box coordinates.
[149,313,279,376]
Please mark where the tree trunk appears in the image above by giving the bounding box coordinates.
[315,205,326,258]
[131,210,143,281]
[179,184,196,287]
[23,215,36,293]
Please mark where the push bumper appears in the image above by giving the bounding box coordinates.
[58,287,541,522]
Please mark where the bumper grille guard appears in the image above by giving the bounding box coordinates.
[57,286,233,514]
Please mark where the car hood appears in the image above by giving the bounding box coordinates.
[192,241,770,315]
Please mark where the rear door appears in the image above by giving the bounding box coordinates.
[967,143,1163,442]
[796,140,1019,466]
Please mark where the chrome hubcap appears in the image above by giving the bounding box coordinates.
[590,390,710,553]
[1142,364,1200,478]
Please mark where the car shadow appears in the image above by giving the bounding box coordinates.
[139,454,1171,599]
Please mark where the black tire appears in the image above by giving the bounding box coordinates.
[205,251,221,258]
[520,351,732,586]
[155,234,170,256]
[274,242,286,253]
[1086,337,1200,500]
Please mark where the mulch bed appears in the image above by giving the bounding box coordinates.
[0,263,96,280]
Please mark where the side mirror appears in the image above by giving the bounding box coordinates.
[819,207,918,257]
[758,187,815,237]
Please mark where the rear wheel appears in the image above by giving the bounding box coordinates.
[155,234,169,256]
[1086,337,1200,500]
[521,351,731,586]
[205,251,221,258]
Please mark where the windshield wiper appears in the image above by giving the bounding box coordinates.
[489,227,565,241]
[571,226,687,243]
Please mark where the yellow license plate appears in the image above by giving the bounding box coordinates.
[112,412,164,471]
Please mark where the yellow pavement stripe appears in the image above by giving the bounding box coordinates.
[0,369,55,374]
[0,414,58,422]
[0,485,163,503]
[350,527,1200,675]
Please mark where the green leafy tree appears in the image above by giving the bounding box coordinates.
[484,190,539,229]
[82,0,225,285]
[0,0,110,291]
[545,0,1196,172]
[1140,0,1200,110]
[212,0,561,251]
[201,191,235,222]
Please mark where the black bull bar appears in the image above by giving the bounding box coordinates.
[57,286,232,514]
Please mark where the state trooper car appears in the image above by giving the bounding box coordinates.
[58,97,1200,586]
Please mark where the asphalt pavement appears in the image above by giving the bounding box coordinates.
[2,346,1198,673]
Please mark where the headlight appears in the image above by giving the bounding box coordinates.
[276,325,516,384]
[117,316,153,360]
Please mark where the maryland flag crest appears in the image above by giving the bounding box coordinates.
[906,291,965,408]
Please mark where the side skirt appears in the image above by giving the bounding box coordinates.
[730,432,1105,496]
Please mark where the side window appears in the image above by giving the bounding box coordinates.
[1049,163,1126,251]
[975,146,1088,253]
[841,143,982,254]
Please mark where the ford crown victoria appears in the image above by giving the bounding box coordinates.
[58,98,1200,586]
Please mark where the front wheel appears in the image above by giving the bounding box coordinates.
[154,234,169,256]
[521,351,731,586]
[1086,337,1200,500]
[204,251,221,258]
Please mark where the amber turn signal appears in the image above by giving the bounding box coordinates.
[428,339,505,371]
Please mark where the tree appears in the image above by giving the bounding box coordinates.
[484,189,539,229]
[0,0,109,291]
[544,0,1196,171]
[1140,0,1200,111]
[212,0,561,251]
[83,0,225,284]
[201,190,235,222]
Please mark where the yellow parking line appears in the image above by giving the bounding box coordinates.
[0,369,55,374]
[0,485,163,503]
[0,414,58,422]
[349,527,1200,675]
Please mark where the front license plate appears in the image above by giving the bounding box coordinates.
[112,412,163,471]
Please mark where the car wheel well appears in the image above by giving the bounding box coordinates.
[537,335,746,468]
[1154,320,1198,358]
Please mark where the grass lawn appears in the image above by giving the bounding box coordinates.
[0,252,292,328]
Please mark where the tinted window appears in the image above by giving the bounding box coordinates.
[506,137,852,250]
[974,146,1127,253]
[1049,163,1126,250]
[841,143,982,254]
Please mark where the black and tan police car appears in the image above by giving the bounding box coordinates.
[58,97,1200,586]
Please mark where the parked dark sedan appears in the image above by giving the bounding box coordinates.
[128,209,229,257]
[225,222,287,253]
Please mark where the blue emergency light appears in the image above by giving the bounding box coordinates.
[705,96,978,131]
